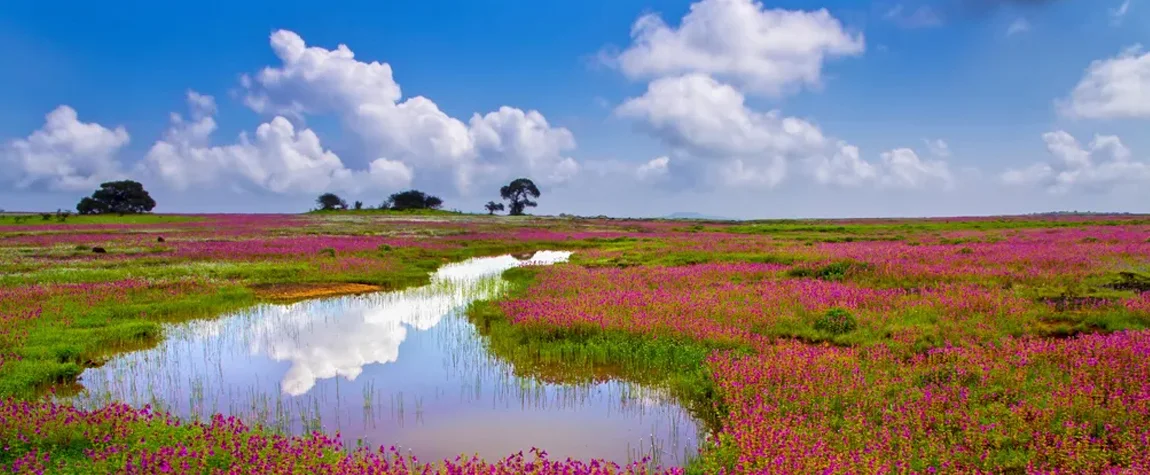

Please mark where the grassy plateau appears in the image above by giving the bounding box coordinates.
[1,212,1148,474]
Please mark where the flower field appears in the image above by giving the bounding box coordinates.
[1,213,1149,474]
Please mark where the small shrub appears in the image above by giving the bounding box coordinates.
[787,261,862,281]
[958,247,974,255]
[1081,237,1099,243]
[1109,271,1150,292]
[377,244,392,252]
[319,248,336,257]
[817,262,854,280]
[916,367,981,388]
[746,254,798,265]
[73,245,90,251]
[40,213,52,221]
[787,267,814,278]
[814,307,858,335]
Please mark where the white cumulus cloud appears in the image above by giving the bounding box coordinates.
[1,106,130,191]
[809,143,877,187]
[1057,45,1150,119]
[616,74,827,159]
[603,2,957,193]
[616,73,954,190]
[468,107,580,185]
[877,148,953,189]
[242,30,580,194]
[635,156,671,182]
[617,73,828,188]
[140,91,412,194]
[610,0,864,96]
[1002,131,1150,193]
[808,143,953,189]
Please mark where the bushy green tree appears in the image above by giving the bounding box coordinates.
[316,193,347,211]
[385,190,443,210]
[76,180,156,215]
[500,178,540,216]
[484,201,505,215]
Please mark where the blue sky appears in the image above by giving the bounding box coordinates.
[1,0,1148,218]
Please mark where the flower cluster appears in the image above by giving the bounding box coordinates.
[708,331,1150,473]
[0,400,677,474]
[501,264,1037,346]
[1,213,1148,473]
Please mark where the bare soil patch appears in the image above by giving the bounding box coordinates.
[252,282,382,300]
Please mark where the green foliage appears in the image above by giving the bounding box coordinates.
[500,178,540,216]
[385,189,444,211]
[316,193,347,211]
[309,208,465,216]
[1108,271,1150,292]
[0,286,254,398]
[76,180,156,215]
[484,201,505,215]
[0,214,197,226]
[814,307,859,335]
[5,213,1150,471]
[787,261,865,281]
[466,266,728,440]
[727,217,1150,236]
[686,433,740,475]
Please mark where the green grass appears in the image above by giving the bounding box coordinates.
[3,214,1149,471]
[465,266,745,473]
[786,260,869,281]
[0,260,317,286]
[724,217,1150,236]
[307,208,470,216]
[0,214,202,226]
[584,251,804,268]
[0,285,256,398]
[571,237,806,268]
[0,239,602,398]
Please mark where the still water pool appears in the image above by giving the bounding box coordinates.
[70,251,702,467]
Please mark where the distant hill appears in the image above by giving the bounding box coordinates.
[663,212,733,221]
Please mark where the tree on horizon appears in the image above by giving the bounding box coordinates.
[76,180,156,215]
[484,201,505,215]
[384,190,443,211]
[316,193,347,211]
[500,178,540,216]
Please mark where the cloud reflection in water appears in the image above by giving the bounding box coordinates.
[246,251,572,395]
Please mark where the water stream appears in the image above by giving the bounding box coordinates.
[69,251,702,466]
